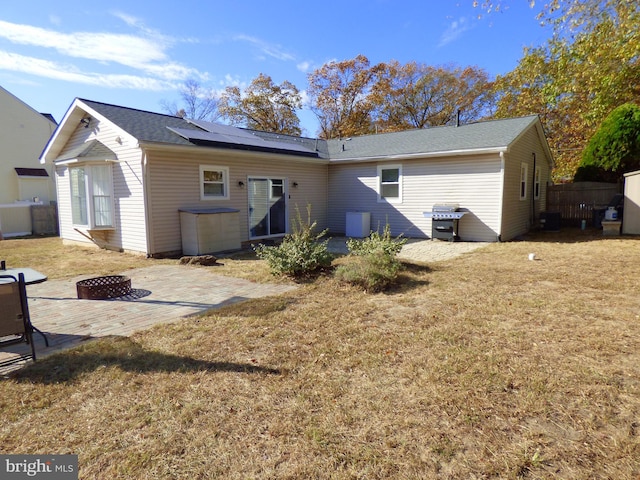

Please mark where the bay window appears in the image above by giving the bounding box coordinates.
[70,164,114,228]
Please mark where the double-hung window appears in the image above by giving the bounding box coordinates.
[520,163,528,200]
[378,164,402,203]
[534,166,541,200]
[200,166,229,200]
[70,164,114,228]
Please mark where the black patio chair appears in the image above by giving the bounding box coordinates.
[0,273,37,367]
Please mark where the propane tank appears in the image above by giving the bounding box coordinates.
[604,206,618,221]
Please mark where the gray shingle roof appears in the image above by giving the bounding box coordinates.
[81,99,199,146]
[326,116,540,160]
[79,99,541,162]
[81,100,324,158]
[57,139,117,162]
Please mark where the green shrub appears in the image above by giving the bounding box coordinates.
[334,253,402,293]
[254,206,331,278]
[336,224,407,292]
[346,223,407,257]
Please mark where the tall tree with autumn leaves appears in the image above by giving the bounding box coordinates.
[218,73,303,136]
[307,55,381,139]
[371,61,494,132]
[491,0,640,180]
[307,55,494,139]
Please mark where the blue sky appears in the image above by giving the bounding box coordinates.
[0,1,550,136]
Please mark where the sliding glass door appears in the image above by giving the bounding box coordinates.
[248,178,287,238]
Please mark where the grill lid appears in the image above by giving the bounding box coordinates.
[432,203,460,212]
[423,203,466,220]
[423,211,467,220]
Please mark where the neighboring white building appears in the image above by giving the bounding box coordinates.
[41,98,554,256]
[623,170,640,235]
[0,86,58,237]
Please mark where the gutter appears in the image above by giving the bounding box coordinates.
[137,141,331,164]
[328,146,509,164]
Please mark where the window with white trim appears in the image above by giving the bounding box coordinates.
[378,164,402,203]
[271,179,284,199]
[520,163,528,200]
[200,165,229,200]
[534,166,541,200]
[70,164,114,228]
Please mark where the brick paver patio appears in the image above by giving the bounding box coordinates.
[0,265,295,374]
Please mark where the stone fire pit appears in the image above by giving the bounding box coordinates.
[76,275,132,300]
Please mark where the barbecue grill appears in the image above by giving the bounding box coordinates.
[423,204,467,241]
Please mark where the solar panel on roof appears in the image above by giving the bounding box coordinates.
[167,126,318,157]
[185,119,258,139]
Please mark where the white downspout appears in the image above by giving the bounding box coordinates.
[497,151,506,241]
[141,151,153,256]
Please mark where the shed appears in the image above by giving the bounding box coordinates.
[623,170,640,235]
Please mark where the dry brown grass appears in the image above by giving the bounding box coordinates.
[1,231,639,478]
[0,236,278,283]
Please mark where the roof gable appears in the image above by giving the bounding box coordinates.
[80,99,199,145]
[56,139,117,163]
[0,86,57,128]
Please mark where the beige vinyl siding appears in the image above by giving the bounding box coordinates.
[54,163,70,239]
[55,120,148,253]
[329,154,503,242]
[145,148,328,255]
[500,126,552,241]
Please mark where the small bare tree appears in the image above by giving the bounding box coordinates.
[161,79,221,121]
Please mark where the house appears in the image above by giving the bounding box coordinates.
[40,98,553,256]
[0,87,58,237]
[326,117,553,242]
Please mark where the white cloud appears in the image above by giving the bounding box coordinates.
[110,11,142,29]
[233,34,295,62]
[0,50,178,91]
[0,20,169,65]
[438,17,471,47]
[0,19,207,87]
[299,89,310,106]
[296,61,311,73]
[221,74,247,89]
[48,15,62,26]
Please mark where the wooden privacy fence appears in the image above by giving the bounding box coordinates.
[546,182,622,227]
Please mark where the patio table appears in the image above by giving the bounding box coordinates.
[0,267,48,285]
[0,263,49,345]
